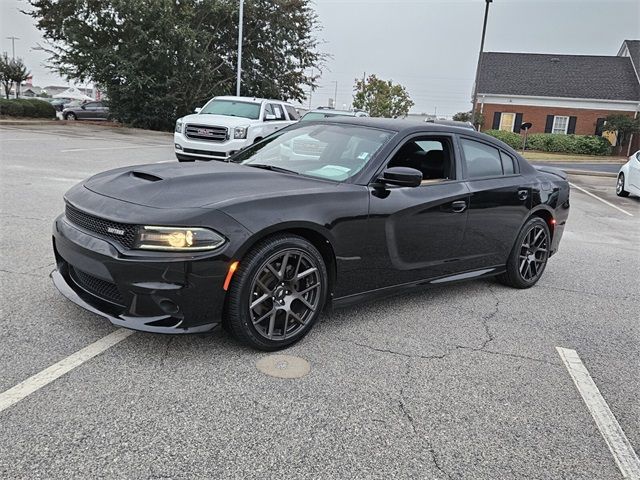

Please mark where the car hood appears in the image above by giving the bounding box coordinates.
[180,113,255,127]
[82,161,337,209]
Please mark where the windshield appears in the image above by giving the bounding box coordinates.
[199,99,261,119]
[232,124,394,182]
[301,111,354,121]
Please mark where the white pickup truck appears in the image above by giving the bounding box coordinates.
[174,96,299,161]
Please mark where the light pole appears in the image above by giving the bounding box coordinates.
[236,0,244,96]
[471,0,492,128]
[6,36,19,59]
[332,81,338,108]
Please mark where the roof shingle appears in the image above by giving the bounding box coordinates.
[477,52,640,102]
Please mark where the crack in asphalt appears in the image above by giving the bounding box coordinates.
[398,361,453,480]
[537,284,633,301]
[0,213,48,221]
[159,336,174,368]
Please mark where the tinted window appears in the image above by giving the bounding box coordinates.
[284,105,300,120]
[388,137,453,181]
[461,139,503,178]
[84,102,99,110]
[500,151,515,175]
[270,104,286,120]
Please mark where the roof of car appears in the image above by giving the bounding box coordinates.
[214,95,292,105]
[315,116,479,133]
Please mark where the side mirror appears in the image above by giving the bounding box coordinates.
[379,167,422,187]
[194,107,202,113]
[265,113,276,121]
[80,104,86,110]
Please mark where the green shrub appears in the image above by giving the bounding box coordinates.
[483,129,522,149]
[0,98,56,118]
[484,129,612,155]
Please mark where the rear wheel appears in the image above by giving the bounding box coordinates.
[616,173,629,197]
[497,217,550,289]
[225,235,328,350]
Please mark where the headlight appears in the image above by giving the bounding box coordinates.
[135,226,225,251]
[175,119,183,133]
[234,126,248,139]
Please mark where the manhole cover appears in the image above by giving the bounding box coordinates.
[256,354,310,379]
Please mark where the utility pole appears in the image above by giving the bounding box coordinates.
[471,0,492,129]
[235,0,244,96]
[308,68,313,109]
[6,36,19,59]
[332,81,338,108]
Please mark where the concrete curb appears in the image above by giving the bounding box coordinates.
[563,169,617,178]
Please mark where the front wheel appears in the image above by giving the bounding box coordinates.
[616,173,629,197]
[65,112,76,121]
[225,235,328,350]
[497,217,550,289]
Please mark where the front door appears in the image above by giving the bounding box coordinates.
[365,134,470,291]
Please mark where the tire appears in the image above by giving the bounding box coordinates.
[497,217,550,289]
[65,112,76,121]
[225,234,328,350]
[616,173,630,197]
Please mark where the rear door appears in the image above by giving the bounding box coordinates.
[365,133,470,291]
[458,136,532,269]
[264,103,290,134]
[629,151,640,190]
[81,102,99,119]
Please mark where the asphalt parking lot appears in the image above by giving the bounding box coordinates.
[1,123,639,479]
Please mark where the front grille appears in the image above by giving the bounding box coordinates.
[70,267,125,305]
[183,148,226,157]
[65,204,137,249]
[185,124,228,142]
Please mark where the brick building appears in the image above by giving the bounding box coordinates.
[475,40,640,153]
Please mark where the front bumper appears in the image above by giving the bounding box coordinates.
[52,214,231,334]
[174,132,249,161]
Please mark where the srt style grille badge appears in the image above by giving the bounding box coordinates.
[107,227,125,236]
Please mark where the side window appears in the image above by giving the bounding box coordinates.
[461,139,503,179]
[270,104,286,120]
[263,103,274,120]
[84,102,98,110]
[284,105,300,120]
[388,137,454,182]
[500,151,515,175]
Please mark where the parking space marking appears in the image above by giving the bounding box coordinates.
[0,329,134,413]
[569,182,634,217]
[556,347,640,479]
[61,145,168,153]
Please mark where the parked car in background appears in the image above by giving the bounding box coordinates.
[300,108,368,121]
[62,101,109,121]
[48,98,73,112]
[426,119,475,130]
[174,96,299,162]
[616,150,640,197]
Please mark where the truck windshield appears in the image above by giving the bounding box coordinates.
[199,100,261,120]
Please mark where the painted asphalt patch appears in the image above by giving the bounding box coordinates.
[557,347,640,479]
[256,354,311,379]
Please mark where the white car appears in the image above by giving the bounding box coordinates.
[616,150,640,197]
[174,96,299,161]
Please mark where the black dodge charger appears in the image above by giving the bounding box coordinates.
[52,118,570,350]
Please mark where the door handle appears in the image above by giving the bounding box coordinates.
[518,189,529,201]
[451,201,467,213]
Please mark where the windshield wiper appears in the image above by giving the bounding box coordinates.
[245,164,300,175]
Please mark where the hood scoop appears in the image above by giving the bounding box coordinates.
[130,170,164,182]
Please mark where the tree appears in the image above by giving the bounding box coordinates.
[452,110,484,127]
[0,54,11,99]
[8,58,30,98]
[26,0,324,130]
[352,74,414,118]
[602,114,640,153]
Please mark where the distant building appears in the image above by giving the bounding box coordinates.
[475,39,640,153]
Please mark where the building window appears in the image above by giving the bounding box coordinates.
[552,116,569,134]
[499,113,515,132]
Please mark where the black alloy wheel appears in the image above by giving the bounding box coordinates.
[225,235,328,350]
[498,217,550,289]
[616,174,629,197]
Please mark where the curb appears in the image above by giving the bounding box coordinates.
[562,169,617,178]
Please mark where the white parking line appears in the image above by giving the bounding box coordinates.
[569,182,634,217]
[0,329,134,413]
[61,145,168,153]
[556,347,640,479]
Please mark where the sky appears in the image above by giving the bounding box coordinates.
[1,0,639,116]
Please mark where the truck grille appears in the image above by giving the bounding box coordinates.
[65,204,137,249]
[185,124,228,142]
[70,267,125,305]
